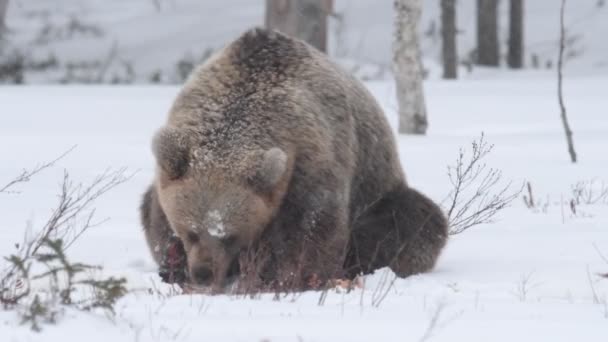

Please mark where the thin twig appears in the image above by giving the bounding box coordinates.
[419,302,447,342]
[0,146,76,194]
[443,134,521,234]
[1,167,133,308]
[587,266,600,303]
[593,244,608,264]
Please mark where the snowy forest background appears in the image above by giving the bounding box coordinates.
[1,1,607,341]
[1,0,607,84]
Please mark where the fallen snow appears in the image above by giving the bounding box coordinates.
[0,74,607,341]
[207,210,226,238]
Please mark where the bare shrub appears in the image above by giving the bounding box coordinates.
[522,182,550,213]
[59,42,135,84]
[522,182,535,208]
[0,150,132,331]
[587,266,603,304]
[233,242,273,298]
[34,17,104,45]
[173,48,214,83]
[369,268,397,308]
[594,244,608,279]
[512,272,539,302]
[0,147,74,194]
[6,238,128,331]
[443,134,521,234]
[148,70,163,83]
[571,179,608,205]
[418,301,447,342]
[0,47,59,84]
[523,179,607,219]
[0,49,25,84]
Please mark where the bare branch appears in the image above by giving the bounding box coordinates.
[371,268,398,308]
[594,244,608,279]
[571,179,608,205]
[587,266,601,303]
[29,168,134,257]
[594,244,608,265]
[419,302,446,342]
[443,134,522,234]
[1,167,134,309]
[0,146,76,194]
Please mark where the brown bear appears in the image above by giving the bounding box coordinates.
[140,28,448,292]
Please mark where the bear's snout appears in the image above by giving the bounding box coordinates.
[187,243,237,287]
[192,266,214,285]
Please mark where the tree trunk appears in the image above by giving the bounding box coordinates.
[265,0,332,53]
[476,0,500,66]
[557,0,577,163]
[393,0,428,135]
[441,0,458,79]
[507,0,524,68]
[0,0,9,35]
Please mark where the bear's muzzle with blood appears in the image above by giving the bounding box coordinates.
[183,210,242,287]
[154,142,289,288]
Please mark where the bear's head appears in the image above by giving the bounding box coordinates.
[152,127,292,289]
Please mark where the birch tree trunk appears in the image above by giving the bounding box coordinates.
[393,0,428,134]
[0,0,9,36]
[477,0,500,66]
[507,0,524,68]
[441,0,458,79]
[265,0,332,53]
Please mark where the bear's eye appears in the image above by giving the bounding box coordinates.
[221,235,238,248]
[186,231,199,243]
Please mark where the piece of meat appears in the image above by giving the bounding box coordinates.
[158,235,188,285]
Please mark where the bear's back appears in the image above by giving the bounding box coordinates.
[167,28,404,204]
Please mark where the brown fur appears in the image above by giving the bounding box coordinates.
[140,28,448,291]
[140,185,173,265]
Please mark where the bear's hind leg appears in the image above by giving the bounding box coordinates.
[140,185,174,266]
[347,183,448,278]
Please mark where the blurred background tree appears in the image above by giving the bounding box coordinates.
[393,0,428,134]
[265,0,332,53]
[0,0,9,37]
[441,0,457,79]
[508,0,524,68]
[477,0,499,66]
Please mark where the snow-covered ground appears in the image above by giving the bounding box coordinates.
[1,72,607,340]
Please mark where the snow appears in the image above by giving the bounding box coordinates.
[207,210,227,238]
[1,73,607,341]
[1,0,607,340]
[3,0,608,82]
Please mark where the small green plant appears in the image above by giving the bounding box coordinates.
[2,237,127,306]
[0,148,132,331]
[19,294,59,332]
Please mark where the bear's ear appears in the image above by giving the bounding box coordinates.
[250,147,288,194]
[152,127,192,180]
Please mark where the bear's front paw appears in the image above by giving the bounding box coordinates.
[303,274,364,292]
[159,235,188,285]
